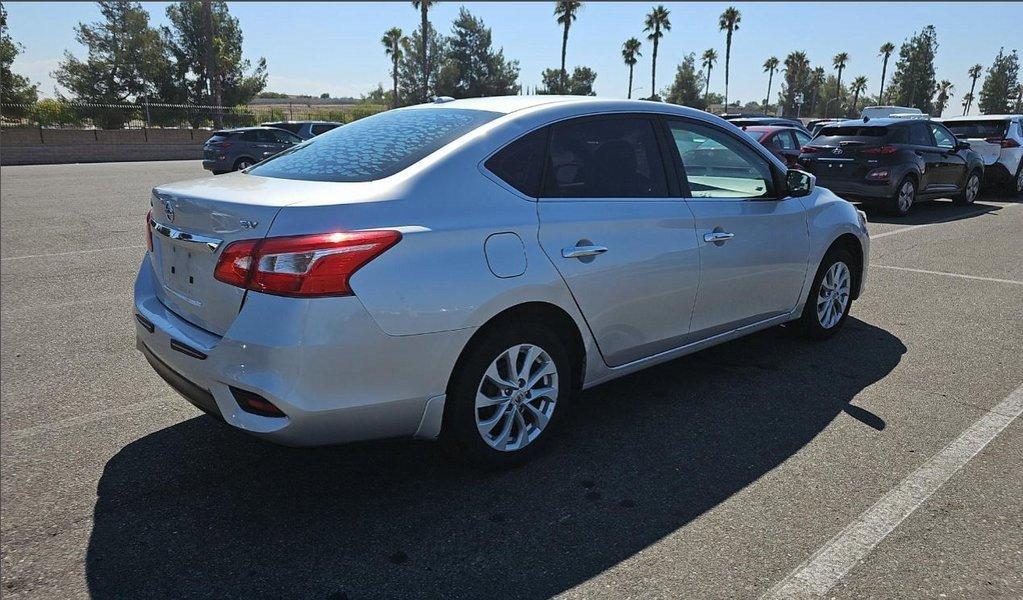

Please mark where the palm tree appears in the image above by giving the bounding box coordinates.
[809,66,825,116]
[762,56,779,113]
[934,80,954,116]
[643,5,671,100]
[701,48,718,105]
[621,38,642,99]
[849,75,868,117]
[964,64,983,114]
[554,1,582,94]
[410,0,434,102]
[877,42,895,102]
[832,52,849,117]
[381,28,404,108]
[717,6,741,110]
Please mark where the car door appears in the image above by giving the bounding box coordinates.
[663,118,810,337]
[536,114,701,367]
[908,122,946,192]
[930,122,968,189]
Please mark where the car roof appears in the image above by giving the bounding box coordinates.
[741,125,794,133]
[939,114,1021,122]
[827,117,913,127]
[217,126,289,133]
[260,120,342,125]
[410,95,604,114]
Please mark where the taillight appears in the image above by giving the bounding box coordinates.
[215,141,232,149]
[213,230,402,297]
[146,209,153,252]
[861,145,898,155]
[800,146,823,153]
[984,137,1020,148]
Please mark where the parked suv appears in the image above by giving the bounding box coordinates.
[261,121,342,140]
[799,118,984,215]
[138,97,868,467]
[939,115,1022,196]
[202,127,303,174]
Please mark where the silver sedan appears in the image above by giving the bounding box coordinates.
[134,96,869,467]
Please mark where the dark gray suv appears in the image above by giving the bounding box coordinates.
[202,127,303,174]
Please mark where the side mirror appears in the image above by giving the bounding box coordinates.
[786,169,815,197]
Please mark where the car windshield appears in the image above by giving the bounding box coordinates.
[248,108,502,182]
[943,120,1009,139]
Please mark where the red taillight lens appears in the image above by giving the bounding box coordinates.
[985,137,1020,148]
[214,230,402,297]
[861,145,898,155]
[146,209,153,252]
[800,146,823,153]
[215,141,232,149]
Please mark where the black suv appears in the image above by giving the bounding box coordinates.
[799,118,984,215]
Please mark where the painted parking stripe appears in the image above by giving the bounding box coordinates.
[761,382,1023,600]
[0,244,145,262]
[870,203,1019,239]
[872,265,1023,286]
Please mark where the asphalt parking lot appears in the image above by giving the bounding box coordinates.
[1,160,1020,599]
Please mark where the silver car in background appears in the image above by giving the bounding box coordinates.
[135,96,869,467]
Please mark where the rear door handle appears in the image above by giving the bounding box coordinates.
[562,245,608,259]
[703,231,735,244]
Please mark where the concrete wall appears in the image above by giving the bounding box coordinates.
[1,127,207,165]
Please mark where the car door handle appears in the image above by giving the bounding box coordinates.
[562,245,608,258]
[703,231,735,243]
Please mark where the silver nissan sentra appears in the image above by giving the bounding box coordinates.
[134,96,869,467]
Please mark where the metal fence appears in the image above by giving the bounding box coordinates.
[0,100,387,130]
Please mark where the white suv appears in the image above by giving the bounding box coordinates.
[939,115,1023,196]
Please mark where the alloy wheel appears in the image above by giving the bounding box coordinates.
[897,180,915,213]
[1016,167,1022,193]
[965,174,980,204]
[816,261,851,329]
[475,344,558,452]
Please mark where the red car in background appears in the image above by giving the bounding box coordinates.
[740,125,814,168]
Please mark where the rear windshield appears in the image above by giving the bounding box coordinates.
[814,126,889,144]
[943,120,1009,139]
[207,132,232,142]
[249,108,502,182]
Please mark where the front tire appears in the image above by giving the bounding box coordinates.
[887,176,916,216]
[440,322,572,468]
[796,247,855,340]
[954,170,981,205]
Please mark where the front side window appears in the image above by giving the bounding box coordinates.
[249,108,502,182]
[667,120,773,199]
[542,117,669,199]
[484,127,548,197]
[930,123,955,149]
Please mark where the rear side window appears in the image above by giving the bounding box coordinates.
[249,108,501,182]
[943,120,1009,139]
[207,132,231,143]
[909,123,933,146]
[310,123,339,136]
[485,128,548,197]
[542,117,669,199]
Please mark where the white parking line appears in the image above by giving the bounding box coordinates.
[0,244,145,262]
[870,203,1019,239]
[872,265,1023,286]
[761,382,1023,600]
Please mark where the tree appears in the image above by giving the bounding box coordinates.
[319,92,330,99]
[831,52,848,117]
[808,66,825,116]
[1,3,38,112]
[554,1,581,94]
[849,75,868,116]
[978,48,1019,115]
[888,25,939,114]
[436,8,520,98]
[397,24,443,104]
[621,38,641,99]
[163,1,267,108]
[877,41,895,102]
[643,5,670,101]
[663,52,705,109]
[934,80,954,116]
[701,48,717,105]
[718,6,740,109]
[779,51,811,116]
[539,65,595,95]
[762,56,779,113]
[964,63,983,114]
[54,1,171,121]
[410,0,434,102]
[381,27,404,108]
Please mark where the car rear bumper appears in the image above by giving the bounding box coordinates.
[202,158,230,172]
[816,179,896,202]
[133,256,474,446]
[983,161,1015,186]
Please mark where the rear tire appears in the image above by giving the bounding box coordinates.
[1013,163,1023,198]
[796,247,855,340]
[954,170,982,205]
[234,158,254,171]
[886,176,916,216]
[440,321,573,468]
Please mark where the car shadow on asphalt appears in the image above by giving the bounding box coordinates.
[85,317,905,599]
[863,199,1007,225]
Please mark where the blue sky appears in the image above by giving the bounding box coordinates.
[5,2,1020,115]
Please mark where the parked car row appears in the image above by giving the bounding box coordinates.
[202,120,342,174]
